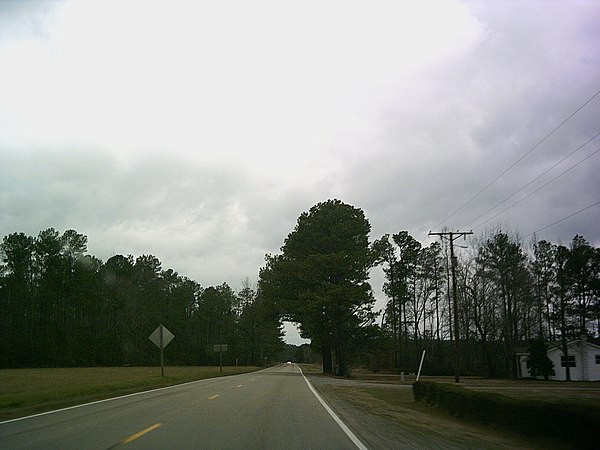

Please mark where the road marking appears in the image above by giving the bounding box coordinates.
[236,384,243,388]
[121,423,161,445]
[299,367,368,450]
[208,394,220,400]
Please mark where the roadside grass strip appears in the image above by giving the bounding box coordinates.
[0,366,260,421]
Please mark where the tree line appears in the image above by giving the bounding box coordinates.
[259,200,599,378]
[2,201,598,377]
[0,228,282,368]
[370,229,599,378]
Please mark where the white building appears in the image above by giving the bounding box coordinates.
[518,337,600,381]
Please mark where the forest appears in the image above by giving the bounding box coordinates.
[370,229,599,378]
[0,228,281,368]
[1,202,598,378]
[258,200,599,377]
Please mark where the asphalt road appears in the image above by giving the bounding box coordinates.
[0,364,365,450]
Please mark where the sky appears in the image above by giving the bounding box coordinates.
[1,1,599,344]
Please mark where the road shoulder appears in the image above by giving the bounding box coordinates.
[307,375,569,450]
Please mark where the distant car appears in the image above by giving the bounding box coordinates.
[286,361,292,364]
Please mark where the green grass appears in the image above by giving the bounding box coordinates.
[0,366,260,421]
[297,364,323,375]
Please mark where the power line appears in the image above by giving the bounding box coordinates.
[462,131,600,228]
[471,146,600,230]
[431,87,600,230]
[525,200,600,238]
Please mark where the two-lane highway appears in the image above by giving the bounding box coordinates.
[0,364,365,449]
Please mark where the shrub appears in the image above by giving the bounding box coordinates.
[413,381,598,449]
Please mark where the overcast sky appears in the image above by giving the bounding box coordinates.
[1,1,599,344]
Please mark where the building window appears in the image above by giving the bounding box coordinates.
[561,355,576,367]
[596,355,600,365]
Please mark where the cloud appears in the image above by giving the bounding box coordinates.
[1,0,599,297]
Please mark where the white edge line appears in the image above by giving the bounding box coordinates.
[0,367,271,425]
[298,366,368,450]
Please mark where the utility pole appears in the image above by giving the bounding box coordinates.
[428,230,473,383]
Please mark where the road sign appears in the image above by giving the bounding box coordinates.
[213,343,228,373]
[149,324,174,377]
[149,324,174,349]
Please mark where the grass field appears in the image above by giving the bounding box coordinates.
[0,366,260,421]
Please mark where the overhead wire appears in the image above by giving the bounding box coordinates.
[430,87,600,231]
[525,200,600,238]
[461,131,600,229]
[470,146,600,230]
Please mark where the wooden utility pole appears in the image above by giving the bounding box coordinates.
[428,230,473,383]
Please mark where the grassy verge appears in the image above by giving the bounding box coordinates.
[0,366,260,421]
[309,379,565,449]
[297,363,323,375]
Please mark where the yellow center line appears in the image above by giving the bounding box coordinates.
[120,423,161,445]
[208,394,220,400]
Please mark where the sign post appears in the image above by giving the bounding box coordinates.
[416,350,426,381]
[213,344,228,373]
[149,324,174,377]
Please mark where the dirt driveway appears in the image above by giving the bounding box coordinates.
[307,374,572,450]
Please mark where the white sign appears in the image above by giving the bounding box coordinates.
[149,324,174,349]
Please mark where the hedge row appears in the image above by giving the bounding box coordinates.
[413,381,598,449]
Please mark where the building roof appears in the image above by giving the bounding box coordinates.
[515,337,600,355]
[547,338,600,352]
